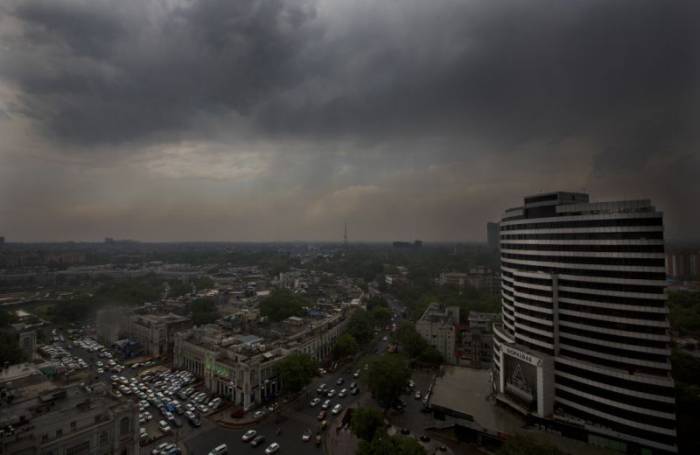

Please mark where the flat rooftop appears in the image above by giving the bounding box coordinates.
[430,367,615,455]
[430,366,523,434]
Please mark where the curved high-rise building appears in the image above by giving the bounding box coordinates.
[491,192,677,454]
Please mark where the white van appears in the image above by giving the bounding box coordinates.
[208,443,227,455]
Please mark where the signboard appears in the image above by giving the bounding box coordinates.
[503,346,542,367]
[503,351,538,411]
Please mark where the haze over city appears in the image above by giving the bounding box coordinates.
[1,0,698,242]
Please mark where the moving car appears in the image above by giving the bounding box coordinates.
[251,435,266,447]
[208,444,228,455]
[264,442,280,454]
[242,429,257,442]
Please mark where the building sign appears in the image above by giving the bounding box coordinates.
[503,346,541,367]
[503,354,537,410]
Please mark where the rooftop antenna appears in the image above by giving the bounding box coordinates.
[343,222,348,248]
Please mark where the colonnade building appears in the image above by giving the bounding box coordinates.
[491,192,677,454]
[173,310,349,410]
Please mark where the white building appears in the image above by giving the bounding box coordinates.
[416,303,459,364]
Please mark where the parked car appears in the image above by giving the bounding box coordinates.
[310,397,321,407]
[331,403,342,415]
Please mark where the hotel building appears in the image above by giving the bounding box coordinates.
[492,192,677,454]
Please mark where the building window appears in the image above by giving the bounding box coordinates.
[99,431,109,446]
[119,417,130,436]
[56,429,63,438]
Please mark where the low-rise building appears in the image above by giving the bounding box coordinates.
[458,312,499,369]
[416,303,459,364]
[96,308,191,359]
[174,310,349,410]
[126,313,191,358]
[0,383,138,455]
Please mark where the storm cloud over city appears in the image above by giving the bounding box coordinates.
[0,0,698,241]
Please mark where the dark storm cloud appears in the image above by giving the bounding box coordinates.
[4,0,697,153]
[1,0,699,241]
[3,0,317,144]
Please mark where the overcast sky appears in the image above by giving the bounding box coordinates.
[0,0,698,242]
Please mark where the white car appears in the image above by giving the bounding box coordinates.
[265,442,280,454]
[338,388,347,398]
[242,429,257,442]
[158,420,172,433]
[331,403,342,415]
[414,390,421,400]
[302,430,313,442]
[321,399,331,410]
[309,398,321,407]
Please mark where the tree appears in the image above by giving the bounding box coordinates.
[365,354,410,409]
[417,345,443,366]
[333,334,360,360]
[0,332,24,366]
[356,434,426,455]
[395,322,429,358]
[366,296,388,312]
[371,306,392,328]
[350,407,385,441]
[347,309,374,344]
[0,308,18,327]
[190,298,220,325]
[259,289,307,322]
[497,434,564,455]
[275,352,318,394]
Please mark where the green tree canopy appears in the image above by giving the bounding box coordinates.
[259,289,307,322]
[365,354,410,409]
[0,332,24,366]
[356,434,426,455]
[347,309,375,344]
[350,407,385,441]
[0,308,18,327]
[366,296,389,311]
[371,306,392,328]
[395,322,429,358]
[496,435,564,455]
[275,352,318,394]
[190,298,220,326]
[333,334,360,360]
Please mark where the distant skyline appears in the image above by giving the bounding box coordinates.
[1,1,698,242]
